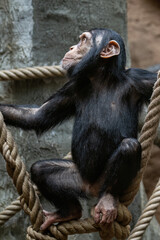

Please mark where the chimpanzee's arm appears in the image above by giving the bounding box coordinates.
[0,80,76,134]
[125,68,157,101]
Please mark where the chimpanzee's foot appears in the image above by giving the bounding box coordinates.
[93,193,118,224]
[40,209,82,230]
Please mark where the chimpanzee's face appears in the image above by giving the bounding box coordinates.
[62,30,121,74]
[62,32,93,70]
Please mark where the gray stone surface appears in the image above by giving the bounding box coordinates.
[32,0,129,66]
[0,1,144,239]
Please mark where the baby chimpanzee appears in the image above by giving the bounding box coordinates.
[0,29,157,230]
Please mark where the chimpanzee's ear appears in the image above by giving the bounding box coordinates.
[100,40,120,59]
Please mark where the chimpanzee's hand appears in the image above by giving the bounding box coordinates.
[94,193,118,224]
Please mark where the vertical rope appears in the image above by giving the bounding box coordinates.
[128,71,160,239]
[0,114,44,230]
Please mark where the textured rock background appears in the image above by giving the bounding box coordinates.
[0,1,128,239]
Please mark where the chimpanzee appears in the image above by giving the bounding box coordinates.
[0,29,157,230]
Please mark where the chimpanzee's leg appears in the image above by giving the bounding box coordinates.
[94,138,141,224]
[30,159,85,230]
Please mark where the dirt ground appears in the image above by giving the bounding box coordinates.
[128,0,160,223]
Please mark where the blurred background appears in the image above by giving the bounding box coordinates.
[128,0,160,68]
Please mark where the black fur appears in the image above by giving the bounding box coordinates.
[31,159,84,217]
[0,29,157,216]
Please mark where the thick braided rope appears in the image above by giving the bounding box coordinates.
[0,114,44,230]
[0,197,21,225]
[27,209,131,240]
[0,66,65,81]
[128,178,160,240]
[0,185,40,226]
[26,226,58,240]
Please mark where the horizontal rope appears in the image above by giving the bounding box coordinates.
[0,197,21,225]
[0,66,66,81]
